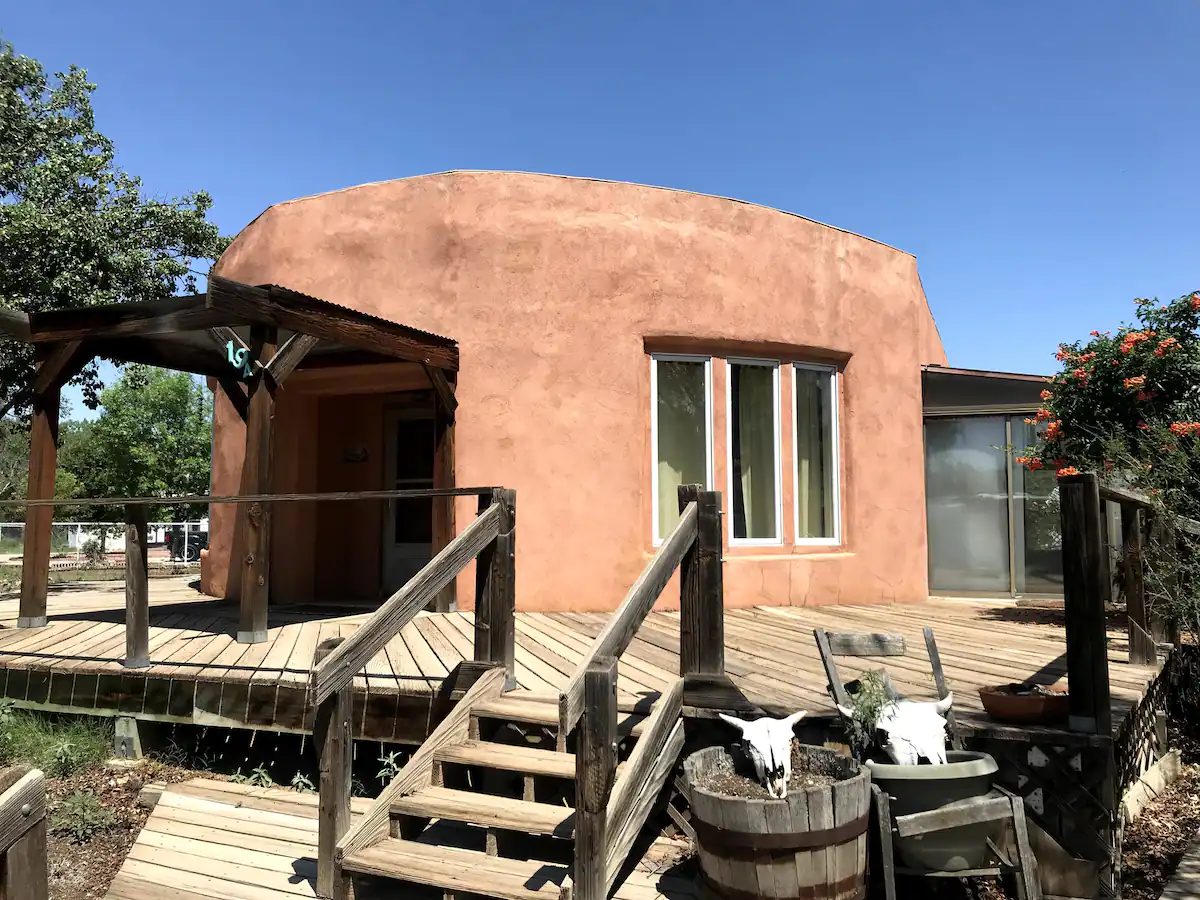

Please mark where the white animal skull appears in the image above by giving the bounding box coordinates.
[837,694,954,765]
[719,711,807,798]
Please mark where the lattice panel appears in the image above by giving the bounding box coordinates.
[970,736,1119,898]
[1115,650,1171,798]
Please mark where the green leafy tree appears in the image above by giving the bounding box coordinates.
[1023,289,1200,636]
[57,366,212,525]
[0,41,228,415]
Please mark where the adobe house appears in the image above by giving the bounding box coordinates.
[202,170,955,614]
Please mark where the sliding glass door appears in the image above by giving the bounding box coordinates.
[924,414,1064,597]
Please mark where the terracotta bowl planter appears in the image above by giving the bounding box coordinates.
[978,683,1069,725]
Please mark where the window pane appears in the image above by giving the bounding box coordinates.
[655,359,708,537]
[730,363,778,540]
[795,367,836,539]
[924,416,1011,593]
[1011,416,1063,594]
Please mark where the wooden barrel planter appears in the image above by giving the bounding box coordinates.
[683,745,870,900]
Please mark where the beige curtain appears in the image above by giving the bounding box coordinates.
[795,368,832,538]
[732,364,777,539]
[656,361,707,537]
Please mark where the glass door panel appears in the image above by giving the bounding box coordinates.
[925,416,1011,593]
[1010,416,1064,594]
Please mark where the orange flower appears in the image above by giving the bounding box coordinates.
[1191,293,1200,310]
[1073,367,1089,383]
[1039,389,1053,401]
[1090,330,1101,337]
[1035,408,1053,422]
[1023,417,1037,425]
[1023,458,1044,471]
[1155,337,1179,357]
[1169,422,1200,436]
[1044,421,1063,441]
[1124,375,1147,389]
[1056,466,1081,477]
[1138,421,1150,430]
[1136,390,1156,402]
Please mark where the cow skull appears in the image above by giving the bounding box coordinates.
[719,711,807,798]
[837,694,953,765]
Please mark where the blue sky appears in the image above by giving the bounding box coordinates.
[6,2,1198,418]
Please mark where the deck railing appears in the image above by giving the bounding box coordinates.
[566,485,739,900]
[307,487,516,898]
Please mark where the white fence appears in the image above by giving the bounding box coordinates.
[0,520,209,565]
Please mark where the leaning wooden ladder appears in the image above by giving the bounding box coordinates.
[814,627,1042,900]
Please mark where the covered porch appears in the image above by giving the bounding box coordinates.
[0,275,463,643]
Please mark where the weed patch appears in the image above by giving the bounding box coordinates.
[0,702,111,776]
[51,791,117,844]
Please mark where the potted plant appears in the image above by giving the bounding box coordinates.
[839,671,1002,872]
[978,682,1069,725]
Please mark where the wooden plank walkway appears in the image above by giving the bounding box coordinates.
[0,578,1160,741]
[104,779,699,900]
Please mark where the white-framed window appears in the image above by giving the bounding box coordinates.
[650,354,713,543]
[726,358,782,545]
[792,362,841,544]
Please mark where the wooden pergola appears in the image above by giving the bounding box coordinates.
[0,275,460,643]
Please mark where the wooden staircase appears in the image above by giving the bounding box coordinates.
[337,684,680,900]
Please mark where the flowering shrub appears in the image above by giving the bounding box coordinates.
[1024,291,1200,636]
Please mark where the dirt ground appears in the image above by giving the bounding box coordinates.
[45,761,214,900]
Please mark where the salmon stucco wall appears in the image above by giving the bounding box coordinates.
[203,171,946,612]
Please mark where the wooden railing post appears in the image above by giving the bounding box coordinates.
[124,504,149,669]
[474,489,516,687]
[314,637,352,900]
[1122,504,1156,665]
[575,657,617,900]
[679,485,723,677]
[1059,473,1112,734]
[18,358,60,630]
[0,766,48,900]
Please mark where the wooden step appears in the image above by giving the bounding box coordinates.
[391,786,575,838]
[343,837,569,900]
[435,740,577,779]
[473,697,649,736]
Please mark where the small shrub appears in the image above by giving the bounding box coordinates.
[377,750,405,786]
[290,772,314,793]
[80,538,105,567]
[51,792,116,844]
[840,670,895,758]
[230,768,248,784]
[248,764,274,788]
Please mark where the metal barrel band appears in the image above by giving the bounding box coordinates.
[700,871,866,900]
[692,810,869,853]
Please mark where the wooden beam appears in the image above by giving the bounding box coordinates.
[314,638,352,900]
[0,308,31,342]
[18,361,59,629]
[1,485,499,509]
[826,633,906,657]
[206,276,458,370]
[431,392,457,611]
[237,326,277,643]
[31,341,90,396]
[422,362,458,417]
[559,501,698,735]
[216,375,249,423]
[1059,473,1112,735]
[27,295,230,342]
[93,335,234,379]
[923,627,962,750]
[266,333,320,386]
[575,658,617,900]
[311,503,503,704]
[894,794,1013,838]
[679,486,724,678]
[124,505,150,669]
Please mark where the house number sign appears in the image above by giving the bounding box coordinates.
[224,340,255,378]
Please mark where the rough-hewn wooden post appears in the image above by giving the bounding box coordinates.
[313,637,351,899]
[431,379,457,612]
[1122,504,1156,665]
[18,362,60,630]
[474,489,516,686]
[238,326,276,643]
[679,485,723,677]
[123,504,149,668]
[575,657,617,900]
[1059,473,1112,734]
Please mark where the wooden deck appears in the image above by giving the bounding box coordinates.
[105,778,699,900]
[0,578,1160,741]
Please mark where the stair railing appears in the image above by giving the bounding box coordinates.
[568,485,731,900]
[309,487,516,900]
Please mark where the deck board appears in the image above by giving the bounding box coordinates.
[0,577,1159,741]
[104,779,698,900]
